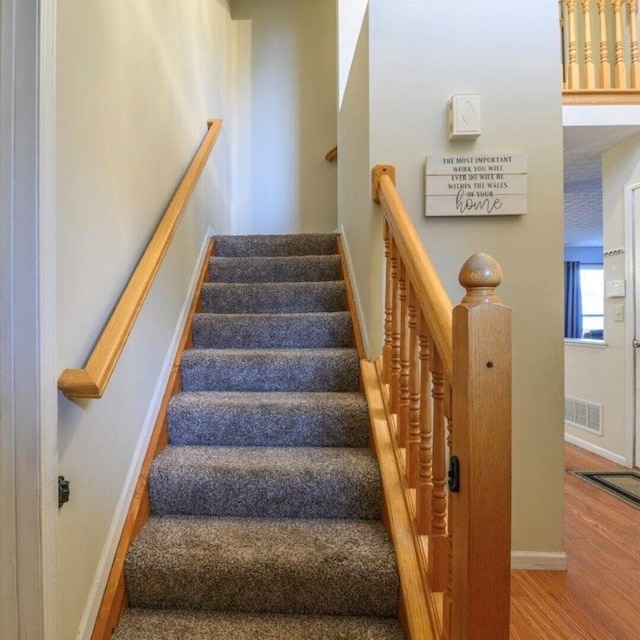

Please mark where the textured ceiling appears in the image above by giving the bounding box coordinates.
[564,125,640,247]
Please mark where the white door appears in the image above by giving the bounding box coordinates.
[631,184,640,467]
[0,0,58,637]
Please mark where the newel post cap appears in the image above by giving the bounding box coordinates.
[459,253,503,305]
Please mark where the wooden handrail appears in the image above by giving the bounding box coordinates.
[372,165,453,381]
[58,119,222,399]
[325,145,338,162]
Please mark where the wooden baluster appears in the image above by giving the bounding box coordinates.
[406,285,420,488]
[383,221,393,383]
[416,312,433,535]
[561,0,567,89]
[450,254,511,640]
[390,240,401,414]
[597,0,612,87]
[443,385,454,640]
[566,0,581,88]
[428,345,448,593]
[398,260,409,448]
[581,0,597,87]
[614,0,628,87]
[629,0,640,87]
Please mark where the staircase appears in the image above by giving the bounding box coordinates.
[112,233,406,639]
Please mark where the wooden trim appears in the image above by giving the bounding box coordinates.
[372,166,454,382]
[58,120,222,399]
[362,359,440,640]
[325,145,338,162]
[91,239,214,640]
[562,89,640,104]
[337,235,367,361]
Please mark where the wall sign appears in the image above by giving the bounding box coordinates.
[425,154,527,217]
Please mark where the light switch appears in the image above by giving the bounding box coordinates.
[448,94,481,141]
[614,304,625,322]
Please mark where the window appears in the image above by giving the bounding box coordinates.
[580,265,604,339]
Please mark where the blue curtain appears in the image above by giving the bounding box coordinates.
[564,261,583,338]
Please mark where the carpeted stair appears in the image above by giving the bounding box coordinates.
[112,233,405,640]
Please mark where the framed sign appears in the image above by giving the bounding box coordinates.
[425,154,527,217]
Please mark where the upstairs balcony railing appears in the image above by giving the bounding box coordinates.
[561,0,640,102]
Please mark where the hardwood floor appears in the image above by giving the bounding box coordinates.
[510,443,640,639]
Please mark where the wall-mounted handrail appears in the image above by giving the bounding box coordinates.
[371,164,511,639]
[325,145,338,162]
[58,119,222,399]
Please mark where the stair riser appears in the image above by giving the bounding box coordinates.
[125,519,399,618]
[167,394,370,448]
[113,609,406,640]
[200,282,347,314]
[215,233,338,257]
[149,455,382,520]
[181,351,360,393]
[209,256,342,283]
[192,314,353,350]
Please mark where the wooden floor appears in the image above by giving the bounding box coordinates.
[510,443,640,639]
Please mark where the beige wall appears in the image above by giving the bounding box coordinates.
[56,2,235,637]
[565,134,640,464]
[339,0,566,559]
[230,0,337,233]
[338,8,384,357]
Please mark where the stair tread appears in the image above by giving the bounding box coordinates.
[167,391,370,448]
[149,445,382,519]
[181,348,360,392]
[200,281,347,313]
[214,233,338,257]
[126,516,399,617]
[192,312,353,349]
[208,255,341,283]
[113,609,406,640]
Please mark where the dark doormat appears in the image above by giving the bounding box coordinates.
[572,471,640,509]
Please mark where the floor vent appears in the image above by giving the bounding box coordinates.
[565,396,603,435]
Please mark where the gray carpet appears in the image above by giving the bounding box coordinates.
[114,233,404,639]
[166,391,370,447]
[114,609,406,640]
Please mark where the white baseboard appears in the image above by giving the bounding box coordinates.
[77,229,213,640]
[511,551,568,571]
[564,432,628,467]
[338,224,370,357]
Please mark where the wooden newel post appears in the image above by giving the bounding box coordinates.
[450,253,511,640]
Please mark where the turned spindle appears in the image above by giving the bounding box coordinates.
[566,0,581,88]
[581,0,596,88]
[613,0,628,88]
[629,0,640,87]
[597,0,612,87]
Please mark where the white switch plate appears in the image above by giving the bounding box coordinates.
[614,304,625,322]
[605,279,626,298]
[447,94,481,141]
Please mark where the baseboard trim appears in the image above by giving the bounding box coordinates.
[79,229,214,640]
[337,225,370,357]
[564,432,628,467]
[511,551,568,571]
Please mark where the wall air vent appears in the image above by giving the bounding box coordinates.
[564,396,603,435]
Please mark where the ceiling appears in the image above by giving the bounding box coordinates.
[564,125,640,247]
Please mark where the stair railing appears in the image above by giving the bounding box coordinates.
[57,119,222,399]
[371,166,512,640]
[561,0,640,99]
